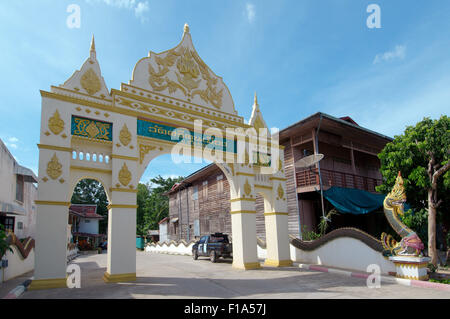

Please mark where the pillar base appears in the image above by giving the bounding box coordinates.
[28,278,67,290]
[102,272,136,283]
[389,256,430,281]
[264,259,293,267]
[232,262,261,270]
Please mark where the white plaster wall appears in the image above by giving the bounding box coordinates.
[2,246,34,281]
[291,237,396,275]
[78,218,99,234]
[145,242,195,255]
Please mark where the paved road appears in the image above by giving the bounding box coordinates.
[21,251,450,299]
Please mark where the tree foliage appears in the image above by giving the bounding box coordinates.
[71,179,109,234]
[376,115,450,261]
[0,224,13,258]
[136,175,184,236]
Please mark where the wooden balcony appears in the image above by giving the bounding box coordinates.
[296,168,382,193]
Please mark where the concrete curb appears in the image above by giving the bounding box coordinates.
[2,279,32,299]
[298,263,450,292]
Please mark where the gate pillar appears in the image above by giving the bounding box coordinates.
[230,173,260,270]
[263,178,292,267]
[29,145,72,290]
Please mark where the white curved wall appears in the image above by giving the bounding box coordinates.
[291,237,395,275]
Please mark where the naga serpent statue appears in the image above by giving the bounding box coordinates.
[381,172,424,257]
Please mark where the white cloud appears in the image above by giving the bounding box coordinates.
[373,45,406,64]
[8,143,18,149]
[246,3,256,23]
[86,0,149,23]
[8,137,19,143]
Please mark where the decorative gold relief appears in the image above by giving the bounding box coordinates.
[80,68,101,95]
[119,124,132,146]
[244,178,252,196]
[42,177,48,182]
[61,133,67,139]
[46,153,62,180]
[148,46,223,109]
[59,178,65,184]
[139,144,156,164]
[44,131,50,136]
[86,121,100,138]
[118,163,132,186]
[277,183,285,200]
[48,110,64,135]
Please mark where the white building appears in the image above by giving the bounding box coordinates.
[0,139,37,239]
[158,217,169,243]
[69,204,104,247]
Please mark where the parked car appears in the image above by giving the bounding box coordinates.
[192,233,232,263]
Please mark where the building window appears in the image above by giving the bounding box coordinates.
[85,220,90,223]
[16,175,24,203]
[17,222,23,230]
[192,185,198,200]
[217,175,223,193]
[2,217,15,232]
[202,181,208,200]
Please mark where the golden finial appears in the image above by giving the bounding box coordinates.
[184,23,190,34]
[254,91,258,106]
[90,34,96,59]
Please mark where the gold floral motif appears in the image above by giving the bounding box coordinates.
[119,124,132,146]
[148,46,223,109]
[80,68,101,95]
[46,153,62,180]
[244,178,252,196]
[139,144,156,164]
[86,121,100,138]
[277,183,285,200]
[118,163,132,186]
[42,177,48,182]
[48,110,64,135]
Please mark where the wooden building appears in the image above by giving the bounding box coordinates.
[166,112,393,241]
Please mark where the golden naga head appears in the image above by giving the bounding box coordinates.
[387,171,407,206]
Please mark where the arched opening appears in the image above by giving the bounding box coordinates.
[68,178,110,259]
[138,151,236,263]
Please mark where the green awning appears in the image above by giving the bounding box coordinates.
[322,187,385,215]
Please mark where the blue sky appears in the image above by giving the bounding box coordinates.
[1,1,449,184]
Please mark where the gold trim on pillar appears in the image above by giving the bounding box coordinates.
[263,212,289,216]
[70,165,112,174]
[269,177,287,181]
[232,262,261,270]
[35,200,71,206]
[230,210,256,215]
[28,278,67,290]
[236,172,255,177]
[109,188,139,193]
[110,154,138,161]
[107,204,139,209]
[103,272,136,283]
[37,144,73,152]
[264,259,293,267]
[229,197,256,202]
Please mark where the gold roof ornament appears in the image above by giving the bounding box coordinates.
[244,178,252,196]
[249,92,268,131]
[184,23,190,34]
[81,68,102,95]
[90,34,96,59]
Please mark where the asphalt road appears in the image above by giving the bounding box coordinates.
[20,251,450,299]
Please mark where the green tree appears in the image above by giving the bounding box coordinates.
[71,179,109,234]
[136,175,184,236]
[377,116,450,266]
[0,224,13,258]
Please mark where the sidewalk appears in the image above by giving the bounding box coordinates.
[0,271,33,298]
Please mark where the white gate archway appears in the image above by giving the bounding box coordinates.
[30,25,292,290]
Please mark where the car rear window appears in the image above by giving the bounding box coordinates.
[211,236,228,243]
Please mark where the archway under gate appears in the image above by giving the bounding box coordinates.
[30,24,292,290]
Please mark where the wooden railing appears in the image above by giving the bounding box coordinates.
[296,168,382,193]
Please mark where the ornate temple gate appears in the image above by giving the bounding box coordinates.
[30,25,292,289]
